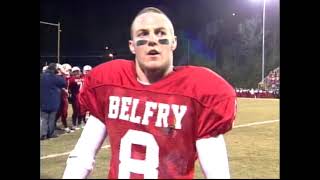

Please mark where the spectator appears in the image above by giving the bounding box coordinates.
[40,63,67,140]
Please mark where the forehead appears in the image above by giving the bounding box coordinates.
[132,12,172,32]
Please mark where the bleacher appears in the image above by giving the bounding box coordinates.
[236,67,280,99]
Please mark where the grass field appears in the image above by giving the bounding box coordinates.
[40,97,279,179]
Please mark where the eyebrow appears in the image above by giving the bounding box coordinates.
[136,29,148,34]
[154,27,167,32]
[135,27,167,35]
[155,27,166,31]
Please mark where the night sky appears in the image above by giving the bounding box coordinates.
[40,0,279,66]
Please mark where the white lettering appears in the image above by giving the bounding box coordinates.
[119,97,132,121]
[129,98,141,123]
[155,103,170,128]
[108,96,120,119]
[107,96,187,129]
[141,102,157,125]
[171,104,187,129]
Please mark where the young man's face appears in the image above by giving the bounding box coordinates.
[83,70,90,75]
[129,12,177,72]
[73,70,80,77]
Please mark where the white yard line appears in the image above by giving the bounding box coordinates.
[237,97,279,101]
[40,119,279,160]
[40,145,110,160]
[233,119,279,128]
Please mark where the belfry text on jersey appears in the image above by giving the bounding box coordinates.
[107,96,187,129]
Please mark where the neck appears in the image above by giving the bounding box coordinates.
[136,63,173,84]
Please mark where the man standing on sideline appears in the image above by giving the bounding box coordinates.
[40,63,67,140]
[63,7,236,179]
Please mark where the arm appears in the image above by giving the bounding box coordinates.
[56,75,67,89]
[62,88,69,96]
[62,115,107,179]
[196,135,230,179]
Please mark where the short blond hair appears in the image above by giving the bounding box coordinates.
[130,7,175,39]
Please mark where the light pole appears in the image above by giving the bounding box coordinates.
[249,0,267,84]
[261,0,266,83]
[57,22,61,64]
[40,21,62,64]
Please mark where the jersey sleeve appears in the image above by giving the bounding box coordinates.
[196,95,237,139]
[79,73,105,122]
[189,67,237,139]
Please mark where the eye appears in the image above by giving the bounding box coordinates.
[156,30,166,36]
[138,31,148,37]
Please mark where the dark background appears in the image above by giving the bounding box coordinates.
[40,0,279,88]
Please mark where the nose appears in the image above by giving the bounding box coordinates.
[148,41,157,46]
[147,33,158,46]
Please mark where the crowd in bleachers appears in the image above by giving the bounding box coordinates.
[235,88,279,99]
[236,67,280,99]
[264,67,280,91]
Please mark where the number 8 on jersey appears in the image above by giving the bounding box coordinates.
[119,130,159,178]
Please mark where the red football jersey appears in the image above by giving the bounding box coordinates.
[79,60,236,179]
[59,75,70,98]
[65,75,71,89]
[69,76,83,96]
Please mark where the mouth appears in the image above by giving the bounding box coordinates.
[147,49,160,56]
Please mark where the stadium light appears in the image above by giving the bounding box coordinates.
[40,21,62,64]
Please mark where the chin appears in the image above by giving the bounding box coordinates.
[144,66,162,73]
[137,57,170,73]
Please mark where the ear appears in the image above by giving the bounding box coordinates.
[171,36,177,51]
[129,40,136,54]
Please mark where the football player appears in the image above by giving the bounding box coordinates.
[63,7,236,179]
[82,65,92,75]
[55,63,73,133]
[77,65,93,128]
[62,63,72,77]
[68,66,83,130]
